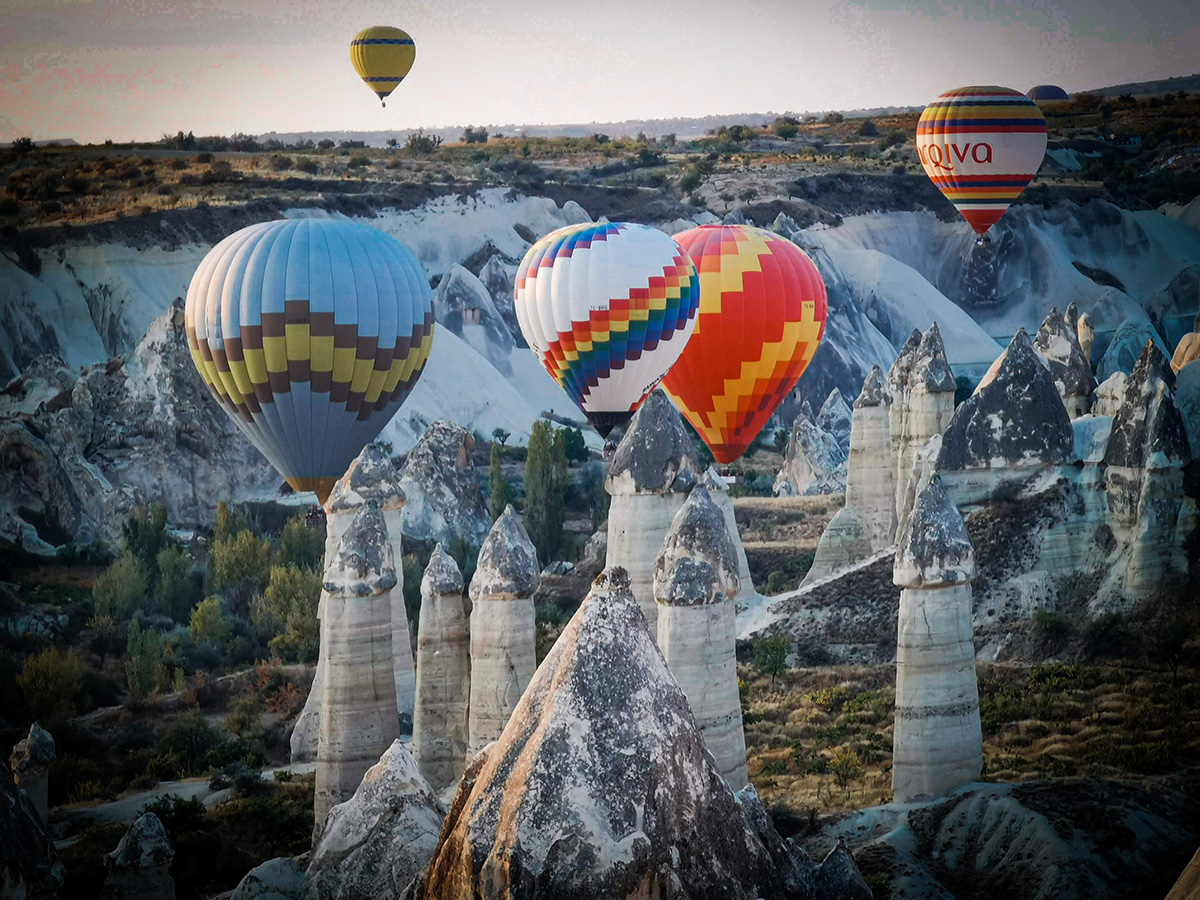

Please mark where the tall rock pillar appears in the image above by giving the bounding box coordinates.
[605,390,699,635]
[895,324,956,537]
[1034,306,1096,418]
[9,723,55,823]
[891,475,982,803]
[654,486,748,789]
[412,543,470,792]
[467,506,540,754]
[699,468,761,611]
[314,502,401,831]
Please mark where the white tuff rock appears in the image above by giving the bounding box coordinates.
[9,722,55,823]
[467,505,539,754]
[894,324,956,536]
[892,475,982,803]
[654,485,748,788]
[397,420,490,547]
[101,812,175,900]
[412,543,470,791]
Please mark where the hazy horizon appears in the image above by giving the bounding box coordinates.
[3,0,1198,144]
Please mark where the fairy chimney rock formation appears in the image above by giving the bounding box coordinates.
[1077,311,1096,368]
[892,475,982,804]
[1034,306,1096,418]
[772,410,847,498]
[605,389,700,633]
[894,325,956,535]
[653,486,748,789]
[295,443,412,765]
[937,329,1073,472]
[699,467,761,611]
[9,722,55,823]
[1093,371,1127,417]
[100,813,176,900]
[414,567,838,899]
[1102,340,1193,594]
[314,503,401,831]
[847,365,896,549]
[412,544,470,792]
[467,505,539,754]
[305,740,444,900]
[398,420,490,547]
[817,387,852,449]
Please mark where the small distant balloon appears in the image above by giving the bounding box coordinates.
[350,26,416,107]
[1026,85,1070,105]
[185,219,434,503]
[513,222,700,437]
[916,85,1048,237]
[661,224,828,464]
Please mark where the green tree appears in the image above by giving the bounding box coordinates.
[189,596,233,646]
[488,443,511,523]
[491,427,511,446]
[122,503,171,574]
[154,545,196,622]
[561,427,589,465]
[257,565,321,662]
[125,620,164,704]
[524,420,568,564]
[829,746,864,792]
[18,648,87,729]
[857,119,878,137]
[738,187,758,205]
[209,530,271,613]
[93,552,150,621]
[754,633,791,686]
[274,515,322,570]
[771,117,800,139]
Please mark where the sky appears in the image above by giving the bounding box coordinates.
[1,0,1198,144]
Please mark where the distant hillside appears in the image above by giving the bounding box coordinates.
[1085,73,1200,97]
[0,138,79,148]
[258,105,922,148]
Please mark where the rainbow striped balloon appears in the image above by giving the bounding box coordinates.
[917,86,1047,236]
[513,222,700,436]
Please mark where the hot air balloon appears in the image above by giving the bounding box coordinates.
[660,224,828,464]
[917,86,1047,240]
[185,219,434,503]
[513,222,700,437]
[350,26,416,107]
[1026,84,1070,105]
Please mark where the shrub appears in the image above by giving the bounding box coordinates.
[155,183,174,195]
[269,155,293,171]
[347,155,371,169]
[1084,612,1129,659]
[225,694,264,738]
[146,710,264,780]
[295,157,319,174]
[137,793,207,839]
[273,516,322,570]
[94,554,151,624]
[766,571,794,595]
[829,746,864,789]
[5,167,62,200]
[170,158,189,170]
[18,647,87,728]
[48,755,105,806]
[857,120,878,137]
[1032,608,1070,648]
[189,596,233,646]
[195,152,213,163]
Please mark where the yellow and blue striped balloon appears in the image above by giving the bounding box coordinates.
[185,219,434,502]
[350,26,416,107]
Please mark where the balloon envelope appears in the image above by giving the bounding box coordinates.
[185,218,434,502]
[1026,84,1070,104]
[917,85,1047,235]
[350,26,416,105]
[660,224,828,464]
[513,222,700,436]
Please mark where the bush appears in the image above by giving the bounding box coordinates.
[347,155,371,169]
[48,755,105,806]
[39,199,62,214]
[1084,612,1129,659]
[765,570,794,595]
[269,155,293,171]
[189,596,233,646]
[1032,608,1070,648]
[295,157,319,174]
[829,746,864,789]
[137,793,207,839]
[857,119,878,137]
[225,694,264,738]
[273,516,322,570]
[18,647,87,728]
[170,158,189,170]
[195,152,214,163]
[146,710,264,780]
[5,167,62,201]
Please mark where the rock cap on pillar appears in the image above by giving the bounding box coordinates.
[909,322,956,393]
[326,502,398,595]
[653,487,739,606]
[422,542,464,596]
[324,442,406,514]
[893,475,975,588]
[10,722,55,773]
[1034,306,1096,399]
[469,505,539,601]
[1104,340,1191,469]
[854,366,890,409]
[887,329,923,392]
[937,329,1074,471]
[606,389,698,496]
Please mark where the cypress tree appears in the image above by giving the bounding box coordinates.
[488,443,510,522]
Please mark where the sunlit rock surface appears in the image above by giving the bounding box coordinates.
[397,421,489,547]
[1033,306,1096,418]
[101,812,175,900]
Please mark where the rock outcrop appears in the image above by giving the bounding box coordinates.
[937,329,1073,473]
[414,567,839,899]
[467,505,539,754]
[231,858,306,900]
[605,390,700,633]
[398,421,489,547]
[1033,306,1096,418]
[803,507,874,587]
[1077,310,1096,369]
[817,387,852,450]
[1093,371,1127,416]
[1168,846,1200,900]
[1172,332,1200,373]
[892,475,982,803]
[412,543,470,792]
[654,486,748,789]
[773,410,847,498]
[9,722,54,823]
[314,503,401,831]
[0,758,63,898]
[306,740,444,900]
[1103,340,1193,595]
[101,812,175,900]
[892,324,956,535]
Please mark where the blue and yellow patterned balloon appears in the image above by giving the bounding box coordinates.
[350,26,416,107]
